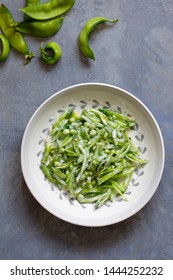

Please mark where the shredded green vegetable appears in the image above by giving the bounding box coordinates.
[40,107,148,209]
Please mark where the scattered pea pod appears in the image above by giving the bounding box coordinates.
[19,0,75,20]
[0,2,119,65]
[40,41,62,65]
[0,34,10,62]
[14,17,64,38]
[78,17,118,60]
[0,4,34,63]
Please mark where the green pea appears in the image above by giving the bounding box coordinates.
[40,41,62,65]
[19,0,75,20]
[70,117,75,123]
[63,129,70,135]
[14,17,64,38]
[0,34,10,62]
[0,4,34,63]
[90,123,95,129]
[78,17,118,60]
[70,129,76,134]
[90,129,97,136]
[55,161,61,166]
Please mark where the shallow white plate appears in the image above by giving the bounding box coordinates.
[21,83,165,227]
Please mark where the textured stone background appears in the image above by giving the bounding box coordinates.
[0,0,172,259]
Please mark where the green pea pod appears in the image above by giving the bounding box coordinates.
[78,17,118,60]
[19,0,75,20]
[15,17,64,37]
[26,0,40,5]
[40,41,62,65]
[0,4,33,58]
[24,0,40,21]
[25,0,40,8]
[0,34,10,62]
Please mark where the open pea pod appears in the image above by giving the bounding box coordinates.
[19,0,75,20]
[0,4,34,63]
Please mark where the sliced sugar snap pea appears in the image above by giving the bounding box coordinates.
[40,108,148,209]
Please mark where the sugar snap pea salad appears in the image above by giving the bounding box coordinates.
[40,107,148,209]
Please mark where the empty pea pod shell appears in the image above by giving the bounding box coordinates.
[19,0,75,20]
[0,4,29,55]
[0,34,10,62]
[78,17,118,60]
[15,17,64,37]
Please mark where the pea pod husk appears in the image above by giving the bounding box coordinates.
[78,17,118,60]
[0,4,29,55]
[19,0,75,20]
[15,17,64,37]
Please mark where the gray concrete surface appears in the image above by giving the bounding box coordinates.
[0,0,172,259]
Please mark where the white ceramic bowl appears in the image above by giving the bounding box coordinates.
[21,83,165,227]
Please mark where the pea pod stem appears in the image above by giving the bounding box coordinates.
[78,17,118,60]
[24,52,35,65]
[19,0,75,20]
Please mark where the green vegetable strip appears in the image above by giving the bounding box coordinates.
[76,144,88,182]
[40,107,148,209]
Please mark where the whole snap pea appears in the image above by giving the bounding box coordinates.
[0,34,10,62]
[15,17,64,37]
[0,4,33,59]
[19,0,75,20]
[78,17,118,60]
[40,41,62,65]
[24,0,40,21]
